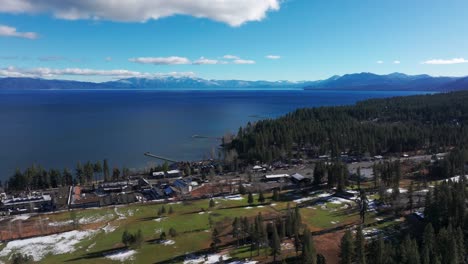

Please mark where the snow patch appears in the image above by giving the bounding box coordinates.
[184,253,230,264]
[79,214,113,225]
[386,188,408,194]
[102,223,117,233]
[154,217,167,222]
[223,195,243,201]
[0,230,96,261]
[10,214,31,222]
[161,240,175,246]
[48,220,73,227]
[104,249,136,262]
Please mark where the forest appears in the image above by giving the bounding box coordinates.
[229,91,468,162]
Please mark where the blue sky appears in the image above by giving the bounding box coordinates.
[1,0,468,82]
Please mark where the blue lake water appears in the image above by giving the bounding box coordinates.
[0,89,431,180]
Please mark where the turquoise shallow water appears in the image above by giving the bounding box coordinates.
[0,89,432,179]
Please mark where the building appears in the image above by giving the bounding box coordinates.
[151,169,181,179]
[263,174,290,182]
[166,169,181,178]
[1,194,54,214]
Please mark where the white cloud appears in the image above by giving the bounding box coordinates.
[376,60,384,64]
[0,0,281,27]
[129,56,191,65]
[422,58,468,65]
[0,66,195,79]
[266,55,280,59]
[233,59,255,64]
[393,60,401,64]
[0,24,38,39]
[193,57,219,65]
[105,57,112,62]
[223,55,239,60]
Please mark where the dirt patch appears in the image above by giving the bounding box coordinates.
[314,231,344,264]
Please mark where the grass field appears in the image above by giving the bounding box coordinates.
[0,191,403,263]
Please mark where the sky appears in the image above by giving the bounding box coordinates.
[1,0,468,82]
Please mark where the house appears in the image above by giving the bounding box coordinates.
[290,173,308,184]
[1,194,54,214]
[166,169,181,178]
[263,174,290,182]
[252,165,264,172]
[152,171,165,179]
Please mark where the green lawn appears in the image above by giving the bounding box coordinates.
[0,191,391,263]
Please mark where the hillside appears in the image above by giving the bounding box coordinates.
[1,72,467,91]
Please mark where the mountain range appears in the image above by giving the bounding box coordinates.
[1,73,467,91]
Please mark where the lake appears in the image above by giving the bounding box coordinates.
[0,89,431,180]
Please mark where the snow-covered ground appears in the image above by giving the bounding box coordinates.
[48,220,73,227]
[386,188,408,194]
[327,197,350,205]
[79,213,114,225]
[114,207,126,220]
[443,175,468,183]
[104,249,136,262]
[293,197,314,203]
[0,230,96,261]
[161,240,175,246]
[9,214,31,222]
[223,195,243,201]
[102,223,117,233]
[184,253,230,264]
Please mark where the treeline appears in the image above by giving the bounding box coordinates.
[230,205,325,263]
[6,159,131,192]
[229,91,468,162]
[340,179,467,264]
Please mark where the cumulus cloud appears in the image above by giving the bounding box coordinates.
[223,55,239,60]
[233,59,255,64]
[393,60,401,64]
[0,0,281,27]
[422,58,468,65]
[129,56,191,65]
[266,55,280,59]
[0,24,38,39]
[0,66,195,79]
[376,60,384,64]
[193,57,220,65]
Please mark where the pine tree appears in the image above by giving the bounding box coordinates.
[421,224,435,264]
[302,229,316,264]
[209,199,216,208]
[247,192,254,205]
[339,230,354,264]
[258,191,265,203]
[271,224,281,263]
[355,225,366,264]
[272,189,280,201]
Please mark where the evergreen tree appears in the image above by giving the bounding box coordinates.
[302,229,317,264]
[258,191,265,203]
[339,230,354,264]
[355,225,367,264]
[272,189,280,201]
[270,224,281,262]
[209,199,216,208]
[247,192,254,205]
